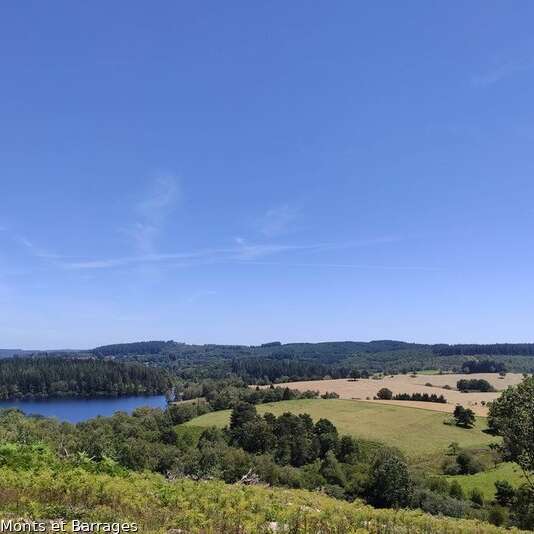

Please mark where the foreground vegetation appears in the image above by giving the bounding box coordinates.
[0,442,524,534]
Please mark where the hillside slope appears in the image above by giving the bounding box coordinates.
[0,453,522,534]
[89,340,534,377]
[186,399,495,460]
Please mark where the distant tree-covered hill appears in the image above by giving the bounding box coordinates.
[88,340,534,381]
[0,357,172,400]
[4,339,533,388]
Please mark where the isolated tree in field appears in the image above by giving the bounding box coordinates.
[488,375,534,490]
[376,387,393,400]
[453,405,475,428]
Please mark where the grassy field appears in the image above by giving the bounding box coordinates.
[447,462,526,499]
[186,399,496,460]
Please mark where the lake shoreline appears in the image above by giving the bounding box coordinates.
[0,395,168,423]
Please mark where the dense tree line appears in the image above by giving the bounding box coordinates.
[375,388,446,404]
[8,340,534,385]
[0,357,171,399]
[457,379,495,392]
[80,339,534,380]
[461,360,507,374]
[168,383,321,424]
[230,357,350,383]
[434,344,534,357]
[92,340,180,357]
[392,392,447,403]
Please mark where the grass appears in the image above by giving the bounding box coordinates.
[170,397,206,405]
[447,462,526,499]
[186,399,496,460]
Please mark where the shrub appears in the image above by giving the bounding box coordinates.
[412,488,472,518]
[469,487,484,506]
[449,480,465,500]
[376,388,393,400]
[456,451,483,475]
[321,391,340,399]
[494,479,516,507]
[488,506,508,527]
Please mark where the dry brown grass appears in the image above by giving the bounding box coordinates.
[262,373,524,416]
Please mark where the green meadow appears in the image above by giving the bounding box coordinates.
[447,462,526,499]
[187,398,495,460]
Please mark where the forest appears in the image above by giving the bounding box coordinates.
[9,340,534,384]
[0,358,171,400]
[88,340,534,379]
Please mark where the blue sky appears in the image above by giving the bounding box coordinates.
[1,2,534,348]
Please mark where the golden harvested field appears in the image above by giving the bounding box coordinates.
[260,373,524,416]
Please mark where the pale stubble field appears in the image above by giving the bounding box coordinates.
[259,373,524,416]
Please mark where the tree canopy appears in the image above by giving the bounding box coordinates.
[488,375,534,489]
[0,357,171,399]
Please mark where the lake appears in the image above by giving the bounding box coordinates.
[0,395,168,423]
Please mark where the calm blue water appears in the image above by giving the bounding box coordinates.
[0,395,168,423]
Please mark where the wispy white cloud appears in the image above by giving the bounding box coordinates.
[471,58,534,87]
[59,236,399,270]
[260,204,299,237]
[14,235,62,259]
[124,175,180,254]
[233,260,439,271]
